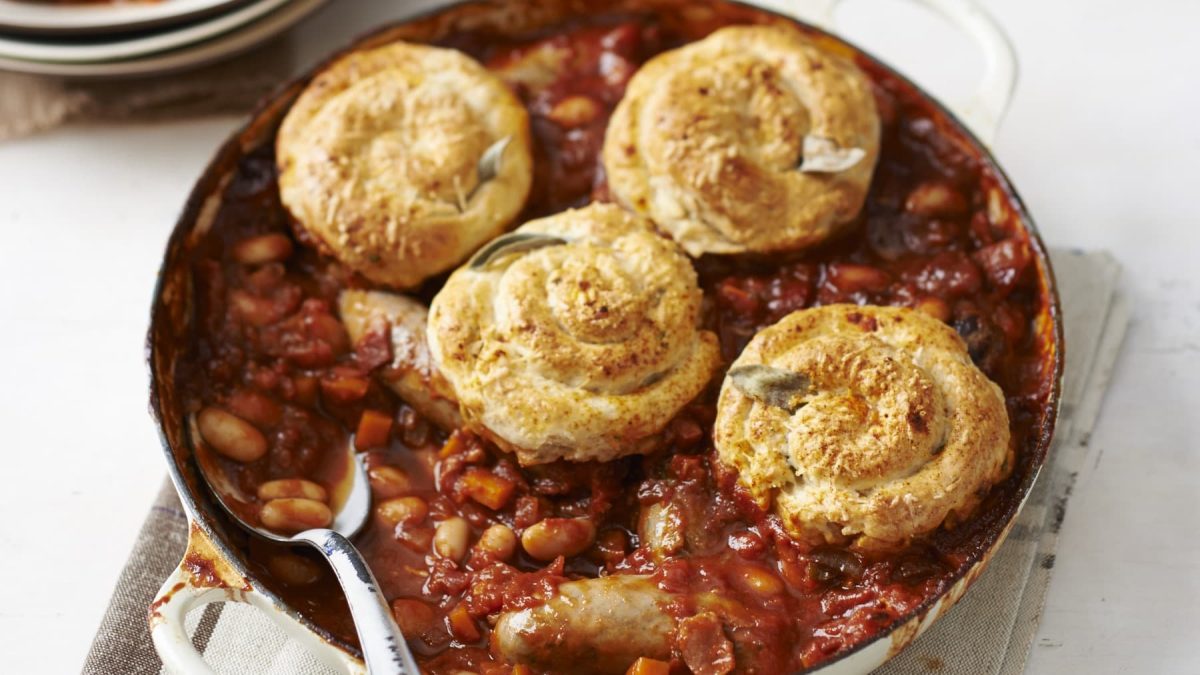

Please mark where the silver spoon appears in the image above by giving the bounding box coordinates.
[190,416,420,675]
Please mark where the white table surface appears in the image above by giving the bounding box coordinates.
[0,0,1196,673]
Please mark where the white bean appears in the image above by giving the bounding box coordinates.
[476,524,517,561]
[376,496,427,529]
[257,479,327,502]
[521,518,595,561]
[434,517,471,561]
[260,498,331,533]
[233,233,293,265]
[197,406,268,462]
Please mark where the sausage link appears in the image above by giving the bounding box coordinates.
[338,290,462,430]
[492,575,674,674]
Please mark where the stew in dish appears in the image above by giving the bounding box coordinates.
[176,3,1056,673]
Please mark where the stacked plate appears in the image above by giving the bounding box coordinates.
[0,0,327,77]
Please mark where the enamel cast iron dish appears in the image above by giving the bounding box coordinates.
[146,1,1063,673]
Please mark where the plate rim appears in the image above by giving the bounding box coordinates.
[0,0,250,34]
[0,0,296,63]
[0,0,325,78]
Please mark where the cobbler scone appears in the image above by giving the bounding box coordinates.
[714,305,1011,551]
[428,203,720,464]
[603,24,880,257]
[277,41,533,288]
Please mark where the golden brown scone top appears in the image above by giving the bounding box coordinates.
[277,41,533,289]
[603,25,880,257]
[427,203,721,465]
[714,305,1011,551]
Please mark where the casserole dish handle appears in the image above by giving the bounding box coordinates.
[148,525,365,675]
[784,0,1017,145]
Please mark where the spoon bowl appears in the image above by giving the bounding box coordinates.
[189,413,420,674]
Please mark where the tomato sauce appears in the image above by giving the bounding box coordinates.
[177,4,1055,674]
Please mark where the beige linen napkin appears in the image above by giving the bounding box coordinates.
[878,250,1128,675]
[82,248,1128,675]
[0,35,296,142]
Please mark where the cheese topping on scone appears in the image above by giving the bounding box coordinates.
[714,305,1011,551]
[603,24,880,257]
[428,203,720,464]
[277,41,532,289]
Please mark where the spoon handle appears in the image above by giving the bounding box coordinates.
[297,529,420,675]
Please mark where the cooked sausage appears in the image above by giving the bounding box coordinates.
[337,289,462,431]
[491,575,674,674]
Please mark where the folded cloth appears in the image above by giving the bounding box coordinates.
[0,34,296,143]
[878,249,1128,675]
[82,248,1128,675]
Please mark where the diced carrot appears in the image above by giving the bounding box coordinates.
[626,657,671,675]
[319,374,370,403]
[438,431,465,459]
[446,603,481,642]
[459,468,516,510]
[354,409,394,450]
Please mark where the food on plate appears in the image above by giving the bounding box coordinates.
[714,305,1012,551]
[603,24,880,256]
[276,41,533,289]
[427,203,721,464]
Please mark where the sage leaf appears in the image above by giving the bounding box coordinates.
[468,231,568,269]
[798,135,866,173]
[728,364,812,413]
[466,135,513,202]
